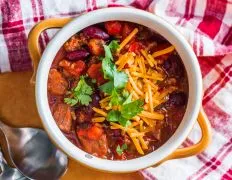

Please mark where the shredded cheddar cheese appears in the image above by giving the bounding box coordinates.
[91,40,178,155]
[92,117,105,123]
[152,45,175,58]
[92,107,107,117]
[118,28,139,52]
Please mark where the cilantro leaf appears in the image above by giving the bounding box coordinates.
[107,110,131,127]
[64,98,78,106]
[78,94,92,106]
[121,100,144,119]
[99,81,114,94]
[107,110,121,122]
[123,93,132,105]
[122,90,130,98]
[64,76,93,106]
[103,40,119,60]
[108,40,119,53]
[103,45,113,60]
[118,117,131,127]
[113,71,128,89]
[109,89,123,106]
[116,143,128,155]
[74,76,93,95]
[102,57,116,80]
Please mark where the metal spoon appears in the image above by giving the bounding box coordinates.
[0,120,68,180]
[0,147,28,180]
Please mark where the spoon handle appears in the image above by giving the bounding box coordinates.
[0,120,9,133]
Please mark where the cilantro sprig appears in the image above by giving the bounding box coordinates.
[99,40,144,127]
[100,40,128,92]
[64,76,93,106]
[107,99,144,127]
[116,144,128,155]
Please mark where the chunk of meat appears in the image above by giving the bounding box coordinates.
[59,60,86,77]
[53,103,72,133]
[48,69,68,95]
[88,39,105,56]
[87,63,105,84]
[162,54,184,77]
[105,21,123,36]
[77,125,108,157]
[64,33,88,52]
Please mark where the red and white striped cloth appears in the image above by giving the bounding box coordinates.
[1,0,232,179]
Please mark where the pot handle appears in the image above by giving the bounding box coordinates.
[28,18,72,84]
[154,108,212,167]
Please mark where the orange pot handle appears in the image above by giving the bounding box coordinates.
[28,18,72,84]
[154,108,212,167]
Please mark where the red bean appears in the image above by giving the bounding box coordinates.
[166,92,187,108]
[163,54,184,77]
[83,26,109,40]
[66,49,89,61]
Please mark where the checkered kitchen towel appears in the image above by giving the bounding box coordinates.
[0,0,232,179]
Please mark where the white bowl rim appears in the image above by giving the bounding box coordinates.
[36,7,202,172]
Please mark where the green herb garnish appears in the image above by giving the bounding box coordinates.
[64,76,93,106]
[116,144,128,155]
[101,40,128,90]
[121,100,144,119]
[106,100,143,127]
[99,40,144,127]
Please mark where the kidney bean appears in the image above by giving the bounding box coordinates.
[166,92,187,108]
[66,49,89,61]
[83,26,109,40]
[162,54,184,77]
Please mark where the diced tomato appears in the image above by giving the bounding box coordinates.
[122,23,134,39]
[105,21,123,36]
[87,125,103,140]
[59,60,86,77]
[128,41,144,53]
[87,63,105,84]
[77,125,103,140]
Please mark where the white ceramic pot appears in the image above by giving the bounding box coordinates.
[28,7,211,173]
